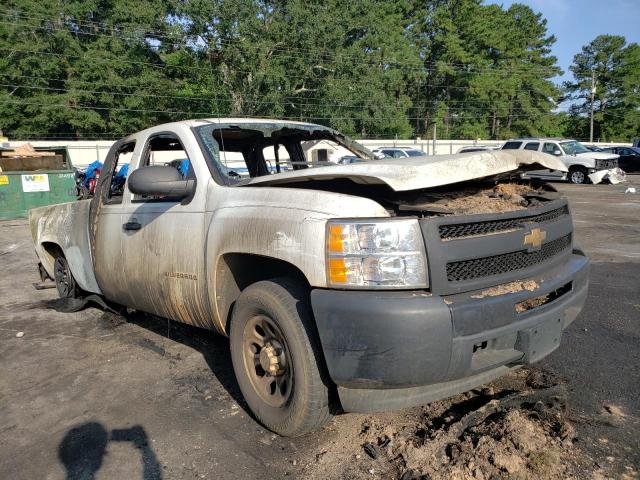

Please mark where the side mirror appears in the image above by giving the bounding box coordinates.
[553,149,562,156]
[128,165,195,198]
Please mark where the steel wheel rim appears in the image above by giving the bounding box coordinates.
[242,314,293,408]
[571,171,585,183]
[54,258,71,297]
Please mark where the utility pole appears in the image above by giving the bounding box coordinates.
[590,69,596,143]
[432,123,437,156]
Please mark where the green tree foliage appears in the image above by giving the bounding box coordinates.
[410,1,560,140]
[0,0,182,137]
[0,0,633,141]
[564,34,640,142]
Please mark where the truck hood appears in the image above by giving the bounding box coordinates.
[244,150,567,192]
[576,151,619,160]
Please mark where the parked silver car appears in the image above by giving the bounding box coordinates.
[372,147,426,158]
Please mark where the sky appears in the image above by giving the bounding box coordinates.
[486,0,640,84]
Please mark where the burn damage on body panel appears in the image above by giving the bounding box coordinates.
[195,121,566,194]
[194,124,561,216]
[195,121,376,183]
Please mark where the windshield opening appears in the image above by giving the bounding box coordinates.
[560,140,590,155]
[195,123,374,181]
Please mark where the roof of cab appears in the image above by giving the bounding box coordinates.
[507,137,577,143]
[123,118,333,140]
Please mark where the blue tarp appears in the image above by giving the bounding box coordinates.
[177,159,190,178]
[85,160,103,180]
[115,164,129,178]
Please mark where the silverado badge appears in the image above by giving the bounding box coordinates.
[523,226,546,252]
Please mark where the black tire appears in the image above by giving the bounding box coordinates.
[53,256,80,299]
[568,166,588,184]
[229,278,332,436]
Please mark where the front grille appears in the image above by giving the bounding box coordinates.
[595,158,618,169]
[446,234,572,282]
[439,206,569,240]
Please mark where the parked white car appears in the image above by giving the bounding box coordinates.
[501,138,619,184]
[372,147,426,159]
[457,145,498,154]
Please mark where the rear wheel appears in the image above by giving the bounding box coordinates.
[229,278,332,436]
[53,256,80,299]
[568,166,588,184]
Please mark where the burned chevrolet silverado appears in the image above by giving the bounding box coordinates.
[29,119,589,436]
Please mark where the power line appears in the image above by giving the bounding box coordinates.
[0,11,519,73]
[3,8,632,136]
[0,15,571,77]
[4,9,634,87]
[0,47,563,101]
[0,98,583,121]
[0,81,559,113]
[0,71,559,99]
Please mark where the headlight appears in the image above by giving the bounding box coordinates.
[326,219,428,289]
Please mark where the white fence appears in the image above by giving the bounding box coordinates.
[1,138,631,169]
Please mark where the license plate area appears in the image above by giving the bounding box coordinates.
[515,316,563,363]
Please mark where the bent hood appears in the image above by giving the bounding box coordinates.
[576,151,619,160]
[244,149,567,192]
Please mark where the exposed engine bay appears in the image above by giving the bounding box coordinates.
[273,177,559,217]
[387,180,559,216]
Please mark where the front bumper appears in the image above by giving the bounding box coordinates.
[310,252,589,413]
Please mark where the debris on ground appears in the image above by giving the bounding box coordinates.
[603,404,626,418]
[471,280,539,299]
[363,442,380,460]
[301,367,596,480]
[598,404,628,427]
[589,168,626,185]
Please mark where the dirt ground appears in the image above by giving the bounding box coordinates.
[1,177,639,480]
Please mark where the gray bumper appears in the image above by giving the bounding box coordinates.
[310,252,589,413]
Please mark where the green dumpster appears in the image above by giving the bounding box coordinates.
[0,146,77,220]
[0,170,77,220]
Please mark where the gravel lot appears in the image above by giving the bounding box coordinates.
[1,177,638,479]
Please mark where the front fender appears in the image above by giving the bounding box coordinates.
[204,205,331,332]
[203,184,390,332]
[564,155,596,169]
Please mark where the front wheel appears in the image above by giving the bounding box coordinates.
[229,279,332,436]
[568,166,588,184]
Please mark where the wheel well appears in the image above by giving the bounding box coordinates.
[216,253,310,334]
[40,241,64,272]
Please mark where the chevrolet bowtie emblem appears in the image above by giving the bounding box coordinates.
[523,227,547,252]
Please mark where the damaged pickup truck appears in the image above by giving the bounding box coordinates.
[29,119,589,436]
